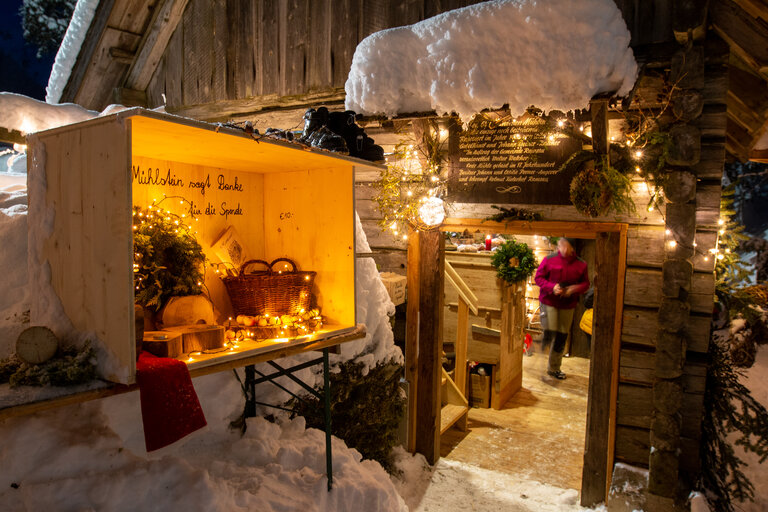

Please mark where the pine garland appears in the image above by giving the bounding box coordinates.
[0,342,96,388]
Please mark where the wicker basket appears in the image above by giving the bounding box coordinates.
[223,258,316,316]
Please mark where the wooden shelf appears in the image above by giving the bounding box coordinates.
[0,325,366,422]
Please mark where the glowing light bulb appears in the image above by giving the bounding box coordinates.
[557,120,565,128]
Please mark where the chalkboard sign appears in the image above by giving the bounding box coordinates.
[448,116,583,204]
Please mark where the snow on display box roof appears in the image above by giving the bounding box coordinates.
[345,0,638,121]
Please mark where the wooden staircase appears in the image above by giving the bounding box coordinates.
[440,367,468,434]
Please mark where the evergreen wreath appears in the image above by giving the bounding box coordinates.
[562,151,635,218]
[133,204,206,311]
[491,239,537,283]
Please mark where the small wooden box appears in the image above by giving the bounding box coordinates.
[164,324,225,353]
[470,373,491,408]
[380,272,407,306]
[143,331,184,358]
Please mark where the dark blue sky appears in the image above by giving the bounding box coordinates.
[0,1,57,100]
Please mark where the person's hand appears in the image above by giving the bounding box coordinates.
[553,284,563,296]
[564,285,580,296]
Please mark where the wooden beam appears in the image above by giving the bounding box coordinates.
[124,0,190,91]
[0,127,25,145]
[113,87,148,107]
[711,0,768,77]
[167,88,347,122]
[108,46,135,64]
[581,227,627,507]
[750,148,768,163]
[59,0,116,103]
[590,98,610,159]
[442,218,625,237]
[413,229,444,464]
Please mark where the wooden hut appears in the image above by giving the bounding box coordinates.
[34,0,768,510]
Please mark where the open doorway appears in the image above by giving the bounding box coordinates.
[406,219,627,506]
[440,233,596,492]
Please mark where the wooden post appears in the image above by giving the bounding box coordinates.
[581,229,627,507]
[455,298,469,397]
[412,228,444,464]
[405,228,421,452]
[493,281,525,409]
[590,97,610,161]
[647,34,705,508]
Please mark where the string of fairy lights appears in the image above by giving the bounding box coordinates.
[376,109,727,267]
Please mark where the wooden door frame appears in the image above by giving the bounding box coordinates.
[405,218,627,506]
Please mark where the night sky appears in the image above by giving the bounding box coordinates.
[0,1,57,100]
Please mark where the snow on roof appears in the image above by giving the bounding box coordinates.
[345,0,638,121]
[45,0,100,104]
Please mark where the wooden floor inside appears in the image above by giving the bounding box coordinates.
[441,344,590,492]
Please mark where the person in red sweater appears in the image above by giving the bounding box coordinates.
[534,237,590,380]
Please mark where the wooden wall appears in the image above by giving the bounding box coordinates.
[145,0,487,116]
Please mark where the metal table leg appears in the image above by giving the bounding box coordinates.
[240,350,334,491]
[323,347,333,490]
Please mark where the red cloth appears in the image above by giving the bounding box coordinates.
[136,352,207,452]
[534,252,589,309]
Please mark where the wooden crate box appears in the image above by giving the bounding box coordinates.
[28,109,382,384]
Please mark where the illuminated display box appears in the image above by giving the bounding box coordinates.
[28,109,381,384]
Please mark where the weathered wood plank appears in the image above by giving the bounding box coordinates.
[696,182,723,228]
[331,0,360,87]
[59,0,116,104]
[617,383,705,440]
[622,307,711,352]
[226,0,255,100]
[259,0,280,96]
[614,425,650,468]
[626,225,716,273]
[145,50,166,108]
[280,0,309,96]
[620,348,708,393]
[124,0,191,91]
[624,268,715,314]
[711,0,768,75]
[163,20,184,108]
[364,249,407,274]
[307,0,332,89]
[696,104,728,138]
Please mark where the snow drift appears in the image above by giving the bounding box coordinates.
[345,0,638,121]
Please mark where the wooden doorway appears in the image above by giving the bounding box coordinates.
[405,219,627,507]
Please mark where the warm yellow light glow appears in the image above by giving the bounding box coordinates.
[718,219,724,226]
[634,150,643,159]
[668,240,677,248]
[557,120,565,128]
[717,254,725,260]
[665,229,671,235]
